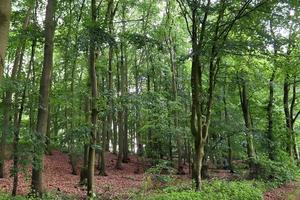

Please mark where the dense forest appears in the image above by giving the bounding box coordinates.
[0,0,300,199]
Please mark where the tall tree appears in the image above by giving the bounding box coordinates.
[0,5,32,179]
[87,0,98,196]
[0,0,11,179]
[177,0,264,190]
[31,0,55,196]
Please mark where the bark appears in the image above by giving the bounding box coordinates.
[31,0,55,196]
[87,0,98,196]
[135,54,143,156]
[116,108,124,169]
[190,0,210,190]
[46,105,52,155]
[266,21,277,161]
[115,50,123,169]
[0,0,11,79]
[239,79,256,172]
[112,110,118,154]
[121,3,129,163]
[80,97,90,185]
[98,115,107,176]
[223,82,233,172]
[80,144,89,184]
[283,76,293,157]
[267,70,276,160]
[283,76,300,160]
[106,0,115,152]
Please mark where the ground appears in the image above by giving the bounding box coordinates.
[264,181,300,200]
[0,151,299,199]
[0,151,144,199]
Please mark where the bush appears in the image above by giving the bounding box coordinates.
[144,180,263,200]
[142,160,177,191]
[253,153,298,186]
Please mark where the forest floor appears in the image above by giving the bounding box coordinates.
[0,150,299,199]
[0,150,149,199]
[264,181,300,200]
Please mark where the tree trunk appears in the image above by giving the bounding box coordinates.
[223,81,233,172]
[283,76,293,158]
[116,50,123,169]
[134,54,143,156]
[87,0,98,197]
[46,105,52,155]
[267,71,276,160]
[98,119,107,176]
[121,3,129,163]
[284,77,300,160]
[239,79,256,173]
[112,110,118,154]
[31,0,55,196]
[0,0,11,79]
[105,0,115,153]
[80,97,90,185]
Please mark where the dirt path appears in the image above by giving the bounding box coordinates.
[264,181,300,200]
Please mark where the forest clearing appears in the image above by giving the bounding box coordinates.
[1,0,300,199]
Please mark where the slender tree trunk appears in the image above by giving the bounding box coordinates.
[0,0,11,80]
[283,76,293,158]
[290,80,300,160]
[46,105,52,155]
[87,0,98,196]
[135,54,143,156]
[116,50,123,169]
[99,117,107,176]
[80,97,90,185]
[31,0,55,196]
[105,0,115,153]
[284,77,300,160]
[112,110,118,154]
[239,79,256,173]
[121,4,129,163]
[222,79,233,172]
[267,70,276,160]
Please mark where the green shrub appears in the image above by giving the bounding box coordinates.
[254,153,298,186]
[146,160,175,175]
[144,180,263,200]
[143,160,177,191]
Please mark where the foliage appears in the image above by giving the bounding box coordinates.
[143,180,263,200]
[254,153,299,186]
[1,0,300,198]
[143,160,177,191]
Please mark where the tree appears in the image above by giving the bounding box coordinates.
[87,0,98,196]
[0,0,11,179]
[177,0,267,190]
[31,0,55,196]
